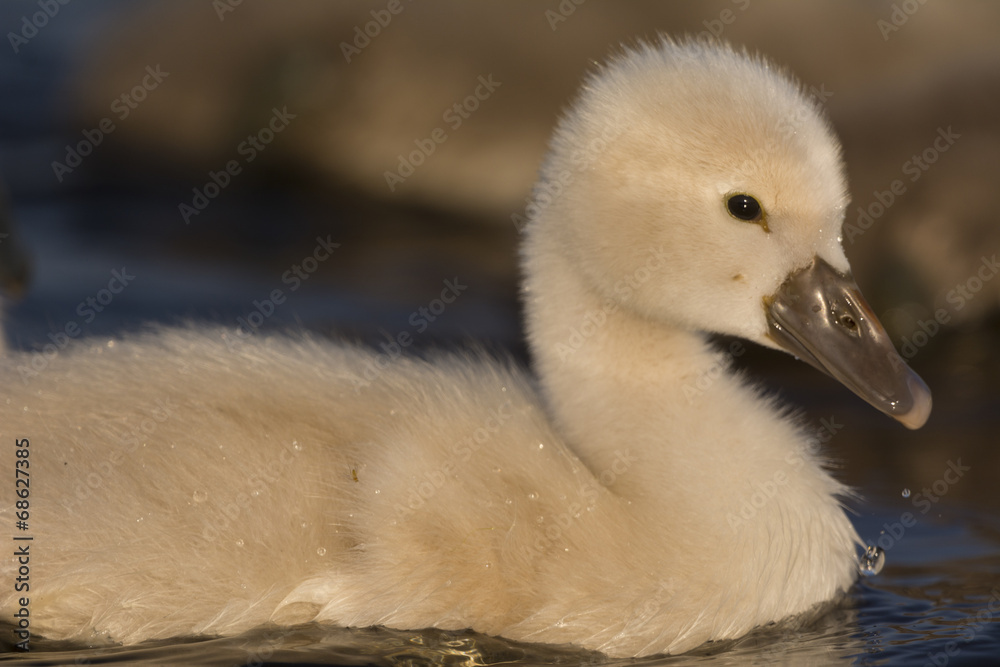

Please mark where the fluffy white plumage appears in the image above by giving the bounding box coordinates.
[1,38,919,657]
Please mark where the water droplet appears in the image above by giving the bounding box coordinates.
[538,443,545,450]
[485,562,492,568]
[107,340,115,348]
[859,545,885,576]
[501,386,508,392]
[536,515,544,523]
[374,489,381,495]
[527,492,538,500]
[316,547,326,556]
[300,522,308,529]
[236,539,245,547]
[902,488,911,498]
[192,490,208,503]
[504,498,513,505]
[292,440,302,451]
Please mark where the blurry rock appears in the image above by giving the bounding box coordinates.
[67,0,1000,335]
[0,182,31,299]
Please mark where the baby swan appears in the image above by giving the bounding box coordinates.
[1,39,929,657]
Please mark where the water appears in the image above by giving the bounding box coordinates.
[859,546,886,578]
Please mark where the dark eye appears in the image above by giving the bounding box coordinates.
[726,194,762,221]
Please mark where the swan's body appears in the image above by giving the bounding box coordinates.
[0,39,929,657]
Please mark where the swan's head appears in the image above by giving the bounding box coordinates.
[525,38,931,429]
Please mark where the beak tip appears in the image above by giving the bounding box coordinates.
[894,373,933,430]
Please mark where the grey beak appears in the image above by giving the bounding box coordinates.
[764,257,932,429]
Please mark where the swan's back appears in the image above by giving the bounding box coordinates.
[1,329,641,644]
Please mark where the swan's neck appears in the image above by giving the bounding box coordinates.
[529,247,763,504]
[523,237,859,565]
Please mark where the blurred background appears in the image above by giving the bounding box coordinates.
[0,0,998,632]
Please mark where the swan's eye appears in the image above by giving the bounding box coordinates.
[726,194,762,222]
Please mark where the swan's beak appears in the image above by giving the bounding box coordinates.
[763,257,932,429]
